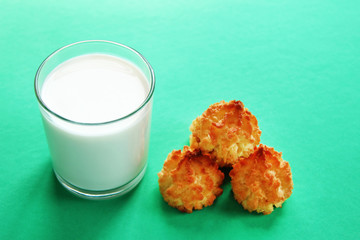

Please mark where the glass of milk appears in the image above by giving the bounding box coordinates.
[34,40,155,199]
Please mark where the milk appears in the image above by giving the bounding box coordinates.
[40,54,152,191]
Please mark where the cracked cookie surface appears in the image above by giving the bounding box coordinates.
[158,146,224,213]
[190,100,261,167]
[230,144,293,215]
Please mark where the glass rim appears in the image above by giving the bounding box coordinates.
[34,40,155,126]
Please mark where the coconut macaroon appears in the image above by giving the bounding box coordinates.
[230,144,293,215]
[189,100,261,167]
[158,146,224,213]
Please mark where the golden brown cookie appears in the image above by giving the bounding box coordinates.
[190,100,261,167]
[158,146,224,213]
[230,144,293,215]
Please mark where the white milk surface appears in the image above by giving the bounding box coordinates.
[40,54,152,191]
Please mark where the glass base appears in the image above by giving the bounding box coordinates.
[55,165,147,200]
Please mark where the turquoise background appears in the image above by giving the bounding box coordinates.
[1,0,359,239]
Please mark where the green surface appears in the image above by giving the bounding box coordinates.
[1,0,359,239]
